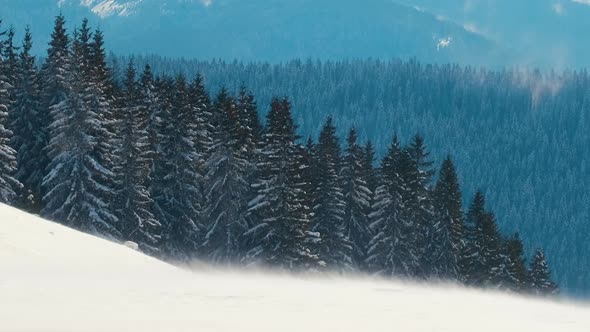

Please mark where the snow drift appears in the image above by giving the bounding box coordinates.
[0,203,588,332]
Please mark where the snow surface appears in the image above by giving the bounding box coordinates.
[1,203,589,332]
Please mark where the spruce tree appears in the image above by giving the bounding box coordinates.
[478,211,504,287]
[3,27,18,107]
[502,233,528,291]
[42,24,120,238]
[40,15,70,115]
[202,89,250,262]
[246,97,317,269]
[461,191,487,284]
[138,65,161,188]
[155,75,203,260]
[395,147,423,276]
[366,136,405,276]
[529,249,558,295]
[114,62,161,253]
[10,27,47,212]
[0,23,21,204]
[362,140,377,197]
[236,86,262,151]
[341,127,372,268]
[406,135,436,277]
[463,191,503,287]
[431,156,464,279]
[311,117,352,270]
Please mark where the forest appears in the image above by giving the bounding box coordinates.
[0,16,560,295]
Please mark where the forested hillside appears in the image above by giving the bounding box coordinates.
[114,55,590,296]
[0,16,569,296]
[1,0,506,65]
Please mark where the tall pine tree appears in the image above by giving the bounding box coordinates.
[114,62,161,253]
[155,75,203,260]
[341,127,372,268]
[246,97,318,269]
[529,249,558,295]
[10,27,47,212]
[42,23,120,238]
[0,22,21,204]
[366,136,405,276]
[202,89,250,262]
[431,156,464,279]
[311,117,351,270]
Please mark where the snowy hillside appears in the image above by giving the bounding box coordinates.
[1,203,588,332]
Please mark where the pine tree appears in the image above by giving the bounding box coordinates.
[502,233,528,291]
[529,249,558,295]
[341,127,372,268]
[311,117,352,270]
[406,134,436,277]
[461,191,486,284]
[480,212,504,287]
[366,136,406,276]
[155,75,204,260]
[0,22,22,204]
[463,192,503,287]
[138,65,161,188]
[362,141,377,197]
[114,62,161,254]
[202,89,250,262]
[431,156,464,279]
[42,24,120,238]
[394,147,423,276]
[10,27,47,212]
[3,27,18,107]
[40,15,70,115]
[235,86,262,151]
[246,97,318,269]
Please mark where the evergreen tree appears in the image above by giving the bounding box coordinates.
[10,28,48,212]
[246,97,318,269]
[42,23,120,238]
[114,62,161,253]
[463,191,503,287]
[202,89,250,262]
[341,127,372,268]
[502,233,528,291]
[236,86,262,151]
[138,65,161,188]
[431,156,464,279]
[311,117,352,270]
[529,249,558,295]
[366,136,405,276]
[40,15,70,118]
[406,134,436,277]
[395,147,423,276]
[0,23,21,204]
[362,140,377,197]
[3,27,18,107]
[461,191,487,284]
[155,75,203,260]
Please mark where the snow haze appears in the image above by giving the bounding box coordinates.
[1,203,588,332]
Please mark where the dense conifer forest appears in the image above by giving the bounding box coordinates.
[113,56,590,296]
[0,16,562,296]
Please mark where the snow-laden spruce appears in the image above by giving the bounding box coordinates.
[42,18,120,238]
[10,28,49,212]
[0,23,22,205]
[246,98,319,269]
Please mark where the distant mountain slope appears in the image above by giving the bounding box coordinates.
[1,203,589,332]
[0,0,508,65]
[396,0,590,68]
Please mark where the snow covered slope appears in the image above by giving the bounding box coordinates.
[1,203,588,332]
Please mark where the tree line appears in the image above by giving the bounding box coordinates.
[0,16,558,295]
